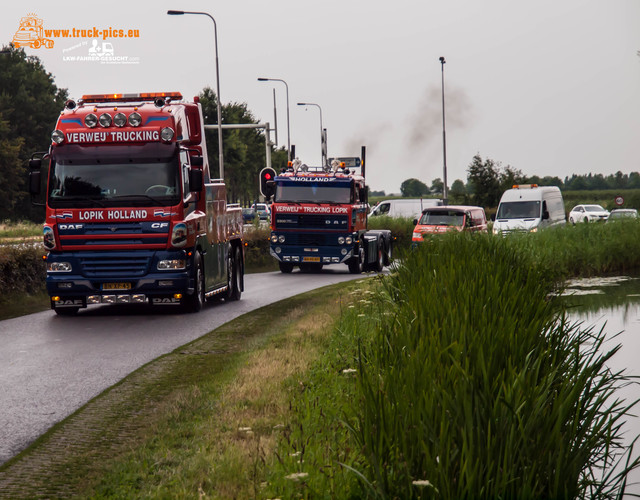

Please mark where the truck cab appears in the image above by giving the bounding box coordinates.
[268,151,391,274]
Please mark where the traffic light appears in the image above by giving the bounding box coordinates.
[259,167,277,199]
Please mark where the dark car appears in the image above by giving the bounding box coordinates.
[242,207,257,224]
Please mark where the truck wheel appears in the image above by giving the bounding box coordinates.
[184,252,205,312]
[225,246,242,301]
[373,242,384,272]
[384,239,393,266]
[348,248,364,274]
[279,262,294,273]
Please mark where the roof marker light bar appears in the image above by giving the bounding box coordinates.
[80,92,184,103]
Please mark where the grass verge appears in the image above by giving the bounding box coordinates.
[0,279,368,499]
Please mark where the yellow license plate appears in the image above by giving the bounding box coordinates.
[302,256,321,262]
[102,282,132,290]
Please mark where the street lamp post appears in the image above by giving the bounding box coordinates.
[258,77,291,162]
[168,10,224,179]
[297,102,324,167]
[439,56,448,205]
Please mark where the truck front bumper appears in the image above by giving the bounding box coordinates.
[45,249,193,308]
[269,244,354,264]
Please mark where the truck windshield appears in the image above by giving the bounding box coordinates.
[276,183,351,204]
[496,201,541,219]
[420,210,465,226]
[48,157,180,208]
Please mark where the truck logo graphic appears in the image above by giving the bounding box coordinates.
[13,14,54,49]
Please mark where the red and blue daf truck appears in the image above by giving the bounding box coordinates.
[29,91,244,315]
[266,147,392,274]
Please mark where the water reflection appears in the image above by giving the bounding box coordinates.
[561,276,640,496]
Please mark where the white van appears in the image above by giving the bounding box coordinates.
[493,185,566,234]
[370,198,442,219]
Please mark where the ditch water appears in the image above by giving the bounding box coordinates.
[561,275,640,495]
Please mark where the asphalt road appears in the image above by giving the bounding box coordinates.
[0,268,367,465]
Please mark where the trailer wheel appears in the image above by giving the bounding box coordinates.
[279,262,294,273]
[184,252,205,312]
[225,246,242,301]
[348,247,364,274]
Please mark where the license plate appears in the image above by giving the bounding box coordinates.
[302,256,321,262]
[102,282,132,290]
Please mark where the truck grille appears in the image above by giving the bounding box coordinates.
[79,254,151,277]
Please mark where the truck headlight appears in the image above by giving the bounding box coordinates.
[271,234,278,243]
[345,236,353,245]
[47,262,72,272]
[51,130,65,144]
[113,113,127,127]
[161,127,175,142]
[128,112,142,127]
[84,113,98,128]
[278,235,285,243]
[158,259,186,270]
[338,236,345,244]
[99,113,112,127]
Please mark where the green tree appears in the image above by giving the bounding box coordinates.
[400,178,430,197]
[466,154,501,207]
[430,178,444,196]
[0,44,68,221]
[449,179,468,204]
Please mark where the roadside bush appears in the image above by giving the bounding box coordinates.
[0,245,46,299]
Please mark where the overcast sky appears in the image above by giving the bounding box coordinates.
[3,1,639,194]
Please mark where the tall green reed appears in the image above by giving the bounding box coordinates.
[351,232,639,499]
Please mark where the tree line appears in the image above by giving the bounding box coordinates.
[0,45,286,223]
[398,154,640,208]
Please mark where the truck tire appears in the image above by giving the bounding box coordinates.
[373,241,384,272]
[225,246,242,301]
[279,262,294,273]
[384,239,393,266]
[184,252,205,312]
[348,247,364,274]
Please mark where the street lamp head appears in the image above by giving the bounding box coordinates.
[439,56,446,64]
[257,78,269,81]
[167,10,185,15]
[297,103,307,106]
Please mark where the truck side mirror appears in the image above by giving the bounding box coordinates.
[190,156,204,167]
[542,210,550,220]
[29,158,42,170]
[29,170,42,195]
[189,168,203,193]
[412,218,418,226]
